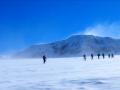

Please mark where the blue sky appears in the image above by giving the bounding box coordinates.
[0,0,120,54]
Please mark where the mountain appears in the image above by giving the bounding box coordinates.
[13,35,120,58]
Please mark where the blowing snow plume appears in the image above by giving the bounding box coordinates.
[84,22,120,39]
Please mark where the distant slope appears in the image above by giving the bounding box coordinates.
[13,35,120,58]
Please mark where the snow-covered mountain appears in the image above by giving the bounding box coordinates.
[14,35,120,58]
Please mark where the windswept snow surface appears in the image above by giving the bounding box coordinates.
[1,56,120,90]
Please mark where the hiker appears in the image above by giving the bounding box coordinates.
[111,53,114,58]
[83,54,86,61]
[97,53,100,59]
[108,54,111,58]
[102,53,105,59]
[91,54,94,60]
[42,55,47,64]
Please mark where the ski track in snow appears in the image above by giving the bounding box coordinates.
[0,56,120,90]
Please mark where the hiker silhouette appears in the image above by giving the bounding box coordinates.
[83,54,86,61]
[91,54,94,60]
[102,53,105,59]
[97,53,100,59]
[111,53,114,58]
[108,54,111,58]
[43,55,47,64]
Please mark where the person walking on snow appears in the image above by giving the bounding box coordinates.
[43,55,47,64]
[108,54,111,58]
[97,53,100,59]
[111,53,114,58]
[91,54,94,60]
[102,53,105,59]
[83,54,86,61]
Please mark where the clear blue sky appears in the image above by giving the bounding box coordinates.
[0,0,120,54]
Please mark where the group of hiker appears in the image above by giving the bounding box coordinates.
[83,53,114,61]
[42,53,115,64]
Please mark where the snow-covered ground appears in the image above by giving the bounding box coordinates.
[1,56,120,90]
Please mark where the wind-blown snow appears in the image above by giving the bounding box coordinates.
[1,56,120,90]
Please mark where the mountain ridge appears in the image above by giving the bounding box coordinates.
[13,35,120,58]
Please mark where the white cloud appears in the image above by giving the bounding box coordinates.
[83,22,120,39]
